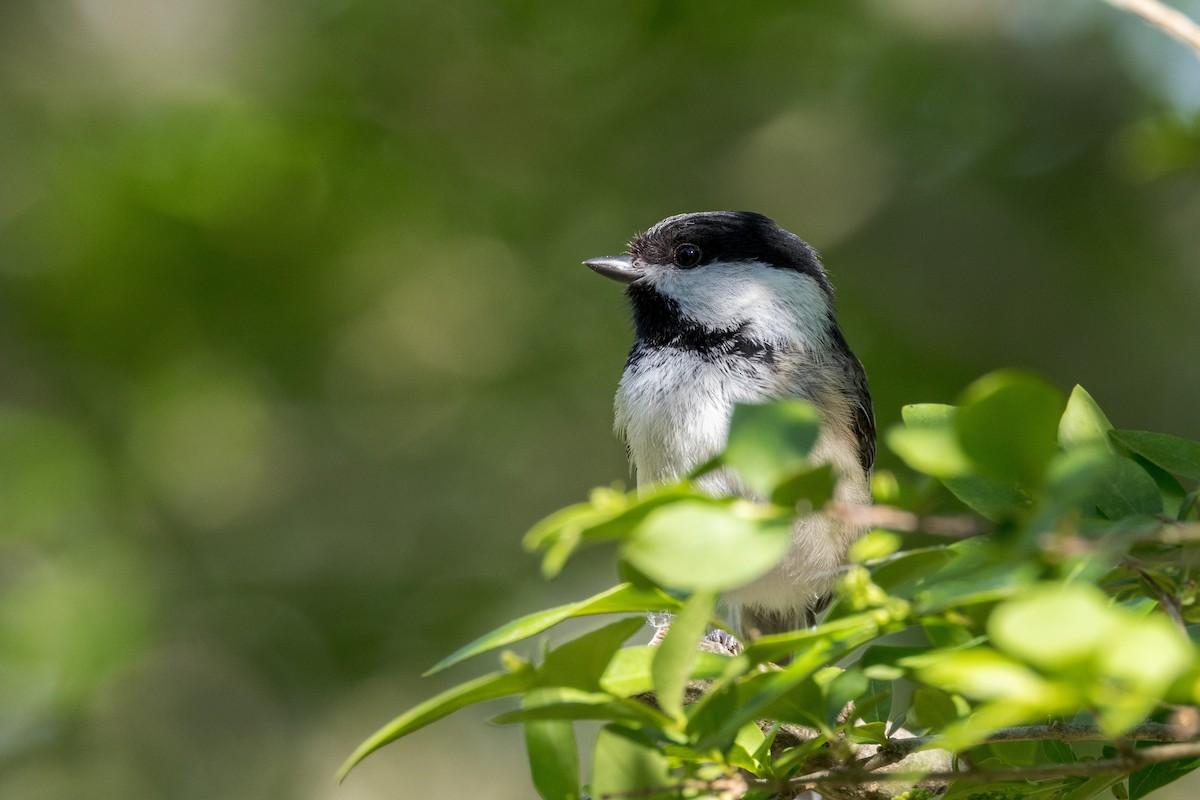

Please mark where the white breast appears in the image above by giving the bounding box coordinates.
[614,348,774,487]
[614,344,871,625]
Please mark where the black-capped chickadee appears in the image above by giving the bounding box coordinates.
[586,211,875,640]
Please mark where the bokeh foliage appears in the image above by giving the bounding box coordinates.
[1,0,1199,798]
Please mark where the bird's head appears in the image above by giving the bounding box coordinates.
[586,211,836,347]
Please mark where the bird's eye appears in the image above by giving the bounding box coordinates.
[673,243,702,268]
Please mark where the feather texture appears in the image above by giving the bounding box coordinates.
[609,212,875,638]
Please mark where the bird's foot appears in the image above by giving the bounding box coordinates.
[699,628,742,656]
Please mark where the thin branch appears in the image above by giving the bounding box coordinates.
[828,502,988,539]
[1129,563,1188,634]
[1107,0,1200,56]
[777,739,1200,789]
[1158,522,1200,544]
[856,721,1185,772]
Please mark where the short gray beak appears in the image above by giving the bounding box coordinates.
[584,255,642,284]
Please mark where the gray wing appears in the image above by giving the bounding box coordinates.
[829,326,875,474]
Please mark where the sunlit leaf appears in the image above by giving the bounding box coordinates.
[889,404,973,478]
[599,646,731,698]
[622,501,791,592]
[848,530,901,563]
[426,583,679,675]
[988,583,1118,671]
[724,400,821,494]
[1098,613,1194,694]
[590,724,677,800]
[956,370,1064,487]
[524,485,706,576]
[651,591,716,722]
[538,617,646,691]
[1059,385,1115,452]
[523,690,581,800]
[848,721,889,744]
[770,462,835,508]
[916,647,1067,704]
[493,694,670,727]
[728,722,768,774]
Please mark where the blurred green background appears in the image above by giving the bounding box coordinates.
[1,0,1199,797]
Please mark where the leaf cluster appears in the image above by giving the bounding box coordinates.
[340,371,1200,800]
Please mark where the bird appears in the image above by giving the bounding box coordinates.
[585,211,875,641]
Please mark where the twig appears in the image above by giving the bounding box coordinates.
[1106,0,1200,56]
[856,721,1185,772]
[777,738,1200,788]
[828,502,988,539]
[1129,563,1188,634]
[1158,522,1200,544]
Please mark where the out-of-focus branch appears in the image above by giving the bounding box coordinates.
[828,502,988,539]
[1107,0,1200,56]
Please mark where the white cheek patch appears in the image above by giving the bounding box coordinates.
[649,261,833,352]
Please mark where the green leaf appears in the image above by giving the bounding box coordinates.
[941,473,1030,521]
[590,724,677,800]
[1097,612,1194,695]
[539,616,646,691]
[848,720,889,744]
[770,462,836,508]
[757,672,826,729]
[683,674,742,740]
[824,667,868,726]
[916,647,1068,704]
[848,530,901,563]
[337,670,533,781]
[652,591,717,722]
[912,539,1039,612]
[956,370,1064,487]
[1091,456,1162,518]
[523,690,581,800]
[724,399,821,494]
[909,687,958,730]
[1129,753,1200,799]
[426,583,680,675]
[889,402,1029,519]
[1045,446,1161,519]
[622,501,791,592]
[861,644,928,680]
[600,646,731,697]
[854,680,894,724]
[702,618,888,746]
[1058,775,1124,800]
[728,722,768,774]
[988,583,1116,671]
[492,693,669,727]
[1059,385,1116,452]
[1111,430,1200,481]
[1042,737,1075,764]
[868,546,954,599]
[524,485,705,576]
[889,404,973,478]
